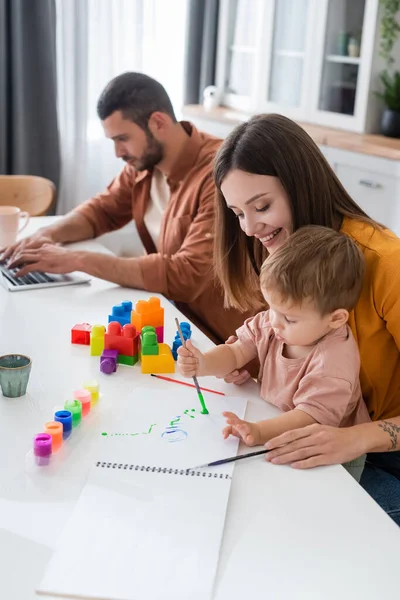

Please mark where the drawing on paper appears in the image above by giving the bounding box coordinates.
[101,409,197,442]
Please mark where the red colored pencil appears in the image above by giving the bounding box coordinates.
[150,373,225,396]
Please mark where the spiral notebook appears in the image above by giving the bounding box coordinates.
[37,387,247,600]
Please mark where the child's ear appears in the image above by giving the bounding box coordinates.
[328,308,349,329]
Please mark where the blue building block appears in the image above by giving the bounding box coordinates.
[108,301,133,327]
[171,322,192,360]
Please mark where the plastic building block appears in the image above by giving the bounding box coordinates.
[141,329,159,356]
[172,322,192,360]
[155,326,164,343]
[108,301,133,327]
[141,343,175,374]
[117,354,138,366]
[100,349,118,375]
[71,323,92,345]
[180,322,192,339]
[131,297,164,331]
[90,324,106,356]
[141,324,163,343]
[141,325,156,336]
[172,336,182,360]
[104,322,139,356]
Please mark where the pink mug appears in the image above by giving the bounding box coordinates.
[0,206,30,248]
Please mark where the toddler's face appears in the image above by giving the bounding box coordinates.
[263,291,342,347]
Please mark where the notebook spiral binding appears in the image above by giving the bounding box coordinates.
[95,461,231,479]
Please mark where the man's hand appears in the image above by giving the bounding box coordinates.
[0,231,57,263]
[264,423,368,468]
[218,336,251,385]
[177,340,206,377]
[222,411,261,446]
[7,245,81,277]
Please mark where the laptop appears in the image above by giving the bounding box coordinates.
[0,261,91,292]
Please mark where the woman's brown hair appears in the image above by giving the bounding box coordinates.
[213,113,378,311]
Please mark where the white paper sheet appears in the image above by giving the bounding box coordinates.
[37,388,247,600]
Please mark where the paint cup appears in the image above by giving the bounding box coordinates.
[64,399,82,427]
[0,354,32,397]
[83,380,99,404]
[33,433,52,466]
[54,410,73,439]
[44,421,63,452]
[0,206,30,247]
[73,389,91,417]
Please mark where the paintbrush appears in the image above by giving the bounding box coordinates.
[188,448,270,470]
[175,318,209,414]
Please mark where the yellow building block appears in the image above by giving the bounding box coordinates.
[141,343,175,374]
[90,324,106,356]
[131,297,164,330]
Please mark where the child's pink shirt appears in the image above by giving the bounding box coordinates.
[236,311,370,427]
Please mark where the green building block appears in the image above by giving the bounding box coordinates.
[117,354,138,366]
[141,325,156,335]
[141,330,159,355]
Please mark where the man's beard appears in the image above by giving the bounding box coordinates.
[123,130,164,171]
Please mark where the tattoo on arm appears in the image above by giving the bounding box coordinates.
[378,421,400,450]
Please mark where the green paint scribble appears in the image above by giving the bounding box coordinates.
[184,409,196,418]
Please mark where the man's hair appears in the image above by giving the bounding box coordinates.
[97,72,177,129]
[260,225,365,314]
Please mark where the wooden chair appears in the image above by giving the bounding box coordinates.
[0,175,55,216]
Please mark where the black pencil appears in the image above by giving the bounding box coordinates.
[188,448,270,470]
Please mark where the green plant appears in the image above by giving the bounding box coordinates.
[376,1,400,111]
[376,70,400,111]
[379,0,400,66]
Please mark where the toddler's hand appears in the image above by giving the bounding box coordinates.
[177,339,205,377]
[222,412,261,446]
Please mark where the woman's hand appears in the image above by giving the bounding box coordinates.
[264,423,368,468]
[218,336,251,385]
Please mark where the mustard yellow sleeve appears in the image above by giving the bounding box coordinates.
[374,251,400,350]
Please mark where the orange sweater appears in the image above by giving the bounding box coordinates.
[342,218,400,420]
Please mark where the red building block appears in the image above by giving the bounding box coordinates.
[71,323,92,345]
[104,322,139,356]
[131,297,164,331]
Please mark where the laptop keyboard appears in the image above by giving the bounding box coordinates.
[0,263,57,287]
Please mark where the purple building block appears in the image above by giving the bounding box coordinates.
[100,349,119,375]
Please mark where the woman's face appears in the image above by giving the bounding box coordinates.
[221,169,293,253]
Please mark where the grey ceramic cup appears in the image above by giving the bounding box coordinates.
[0,354,32,397]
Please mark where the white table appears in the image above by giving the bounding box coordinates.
[0,218,398,600]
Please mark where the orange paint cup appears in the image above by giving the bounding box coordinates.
[44,421,63,452]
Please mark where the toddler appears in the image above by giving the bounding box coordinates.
[177,226,371,481]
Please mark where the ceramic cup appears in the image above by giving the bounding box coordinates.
[0,206,30,247]
[0,354,32,397]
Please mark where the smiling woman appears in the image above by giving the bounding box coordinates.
[213,113,373,312]
[221,172,292,253]
[212,113,400,525]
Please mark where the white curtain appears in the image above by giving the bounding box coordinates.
[55,0,188,215]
